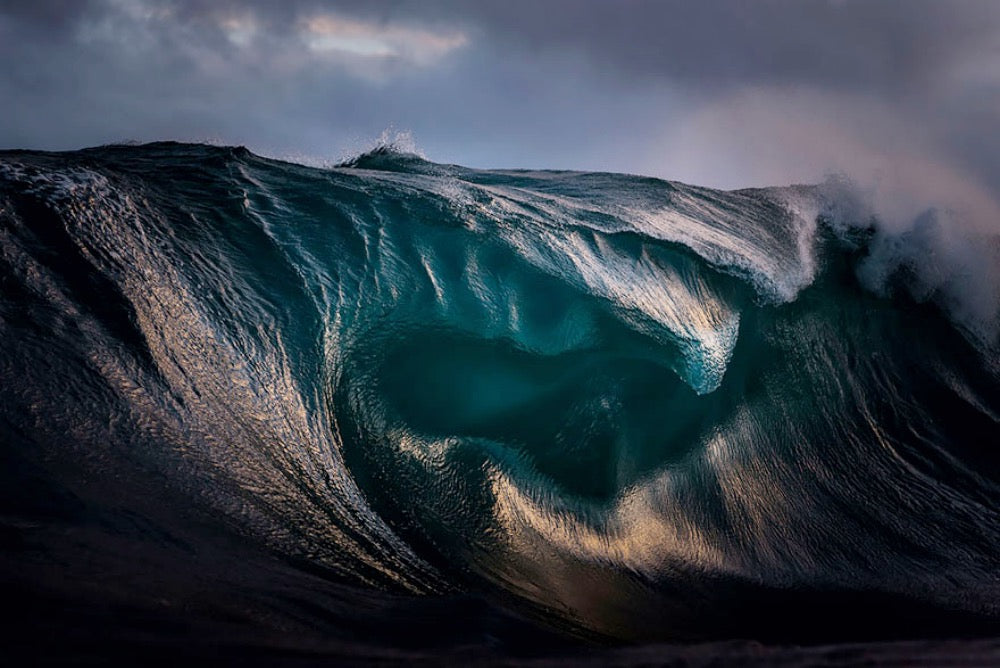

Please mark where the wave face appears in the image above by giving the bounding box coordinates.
[1,143,999,658]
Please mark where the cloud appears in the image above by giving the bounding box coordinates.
[299,14,466,63]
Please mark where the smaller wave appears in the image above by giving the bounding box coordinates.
[337,129,429,171]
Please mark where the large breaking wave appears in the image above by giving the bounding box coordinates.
[1,142,999,660]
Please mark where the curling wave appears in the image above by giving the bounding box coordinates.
[1,142,999,657]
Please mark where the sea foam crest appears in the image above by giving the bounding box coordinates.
[815,176,1000,348]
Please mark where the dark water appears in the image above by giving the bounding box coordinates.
[1,142,998,664]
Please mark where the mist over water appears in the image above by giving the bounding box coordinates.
[808,171,1000,346]
[1,142,999,662]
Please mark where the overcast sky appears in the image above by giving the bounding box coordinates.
[1,0,999,201]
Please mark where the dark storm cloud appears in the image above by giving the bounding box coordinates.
[11,1,996,89]
[327,0,999,93]
[0,0,99,32]
[534,2,993,89]
[1,0,999,216]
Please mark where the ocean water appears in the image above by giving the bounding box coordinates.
[1,142,998,664]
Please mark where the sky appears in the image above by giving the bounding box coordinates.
[1,0,999,201]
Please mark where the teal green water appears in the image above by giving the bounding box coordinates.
[0,143,998,646]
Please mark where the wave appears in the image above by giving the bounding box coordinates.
[1,142,998,659]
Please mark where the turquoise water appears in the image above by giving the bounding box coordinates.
[0,143,998,657]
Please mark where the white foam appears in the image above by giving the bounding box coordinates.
[816,176,1000,347]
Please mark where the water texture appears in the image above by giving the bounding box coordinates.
[1,142,998,662]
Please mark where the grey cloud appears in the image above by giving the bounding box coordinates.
[10,1,999,90]
[0,0,100,33]
[143,0,1000,92]
[466,1,999,90]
